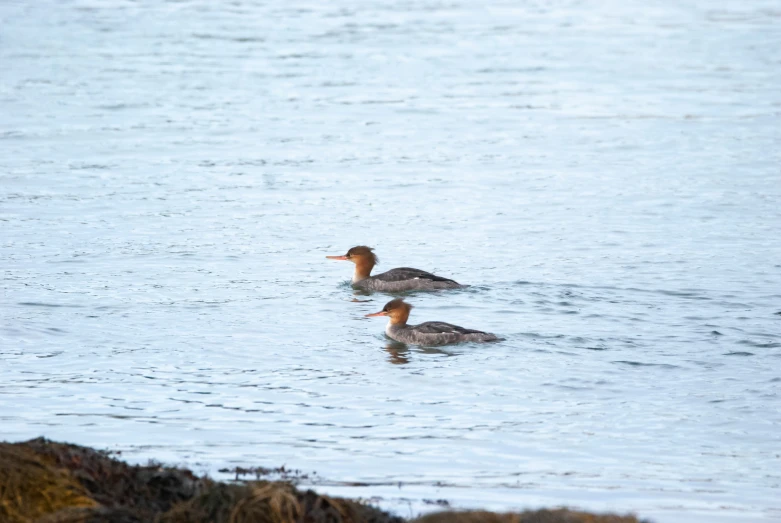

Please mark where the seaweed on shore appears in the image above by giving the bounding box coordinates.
[159,481,405,523]
[0,443,97,522]
[20,437,204,520]
[0,438,647,523]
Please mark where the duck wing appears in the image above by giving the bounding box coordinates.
[373,267,460,285]
[413,321,488,336]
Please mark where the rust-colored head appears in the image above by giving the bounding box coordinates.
[365,298,413,325]
[326,246,378,281]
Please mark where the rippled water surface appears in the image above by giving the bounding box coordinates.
[2,1,781,521]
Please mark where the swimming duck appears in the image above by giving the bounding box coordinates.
[365,298,501,346]
[326,246,465,292]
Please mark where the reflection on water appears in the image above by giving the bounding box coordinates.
[383,341,455,365]
[1,0,780,522]
[385,342,410,365]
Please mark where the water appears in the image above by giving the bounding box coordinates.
[2,1,780,521]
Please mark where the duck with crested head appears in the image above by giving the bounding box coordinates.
[326,246,466,292]
[366,298,501,346]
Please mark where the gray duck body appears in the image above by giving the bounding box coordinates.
[386,321,500,346]
[354,267,465,292]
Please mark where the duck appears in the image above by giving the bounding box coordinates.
[365,298,501,346]
[326,246,465,292]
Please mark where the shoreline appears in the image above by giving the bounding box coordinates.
[0,438,648,522]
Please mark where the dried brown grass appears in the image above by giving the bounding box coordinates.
[0,443,97,523]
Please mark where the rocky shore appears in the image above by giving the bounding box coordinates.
[1,438,647,523]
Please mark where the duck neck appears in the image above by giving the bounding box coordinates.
[352,258,374,282]
[389,310,410,326]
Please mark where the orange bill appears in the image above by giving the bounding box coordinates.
[325,255,348,260]
[365,311,389,317]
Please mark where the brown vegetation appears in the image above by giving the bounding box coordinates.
[0,443,96,522]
